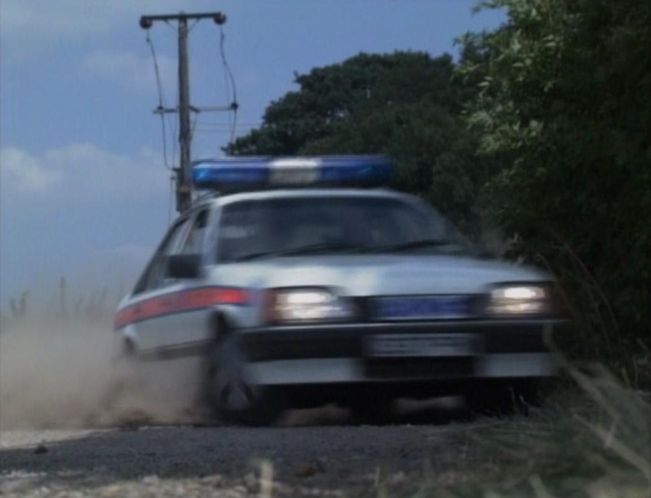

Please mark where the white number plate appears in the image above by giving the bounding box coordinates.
[364,333,477,358]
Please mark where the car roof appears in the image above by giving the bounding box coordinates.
[191,188,417,209]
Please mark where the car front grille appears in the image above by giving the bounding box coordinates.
[363,357,475,379]
[354,295,485,323]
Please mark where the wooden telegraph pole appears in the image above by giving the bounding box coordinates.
[140,12,232,213]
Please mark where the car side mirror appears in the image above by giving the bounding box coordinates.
[167,254,202,279]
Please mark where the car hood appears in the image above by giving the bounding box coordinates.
[212,254,549,296]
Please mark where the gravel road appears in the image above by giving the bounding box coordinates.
[0,404,480,497]
[0,322,485,496]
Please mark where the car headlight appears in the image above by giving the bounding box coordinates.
[487,284,552,316]
[264,287,354,324]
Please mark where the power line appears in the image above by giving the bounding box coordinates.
[194,121,260,128]
[193,129,249,136]
[145,30,173,172]
[217,25,239,144]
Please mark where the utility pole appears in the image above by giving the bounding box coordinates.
[140,12,230,214]
[177,16,192,214]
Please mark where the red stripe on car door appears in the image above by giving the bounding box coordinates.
[114,287,249,329]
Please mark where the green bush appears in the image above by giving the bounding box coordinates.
[458,0,651,377]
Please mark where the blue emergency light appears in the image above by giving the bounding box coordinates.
[191,155,392,191]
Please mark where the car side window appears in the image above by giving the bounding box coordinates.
[180,208,210,255]
[132,217,192,294]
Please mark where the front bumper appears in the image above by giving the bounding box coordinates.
[240,320,563,386]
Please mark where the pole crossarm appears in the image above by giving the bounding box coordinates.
[154,105,235,115]
[140,12,226,24]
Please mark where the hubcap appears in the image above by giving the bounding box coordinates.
[221,379,252,411]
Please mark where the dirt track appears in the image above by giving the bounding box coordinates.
[0,405,480,498]
[0,320,484,496]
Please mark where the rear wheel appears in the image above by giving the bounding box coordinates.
[205,335,284,426]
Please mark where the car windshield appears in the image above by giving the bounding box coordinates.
[217,195,469,262]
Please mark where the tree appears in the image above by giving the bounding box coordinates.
[227,52,494,235]
[459,0,651,366]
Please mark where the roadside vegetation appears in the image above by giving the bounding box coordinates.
[429,367,651,498]
[2,1,648,496]
[458,0,651,383]
[226,1,651,494]
[228,0,651,385]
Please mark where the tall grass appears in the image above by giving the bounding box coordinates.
[535,242,651,389]
[1,278,121,327]
[414,363,651,498]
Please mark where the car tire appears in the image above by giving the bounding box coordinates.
[205,335,284,426]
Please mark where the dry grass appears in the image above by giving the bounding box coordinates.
[411,365,651,498]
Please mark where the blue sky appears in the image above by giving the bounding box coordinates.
[0,0,503,308]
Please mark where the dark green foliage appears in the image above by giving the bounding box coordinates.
[227,4,650,375]
[459,0,651,372]
[227,52,493,235]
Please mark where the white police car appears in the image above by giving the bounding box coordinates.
[114,156,563,424]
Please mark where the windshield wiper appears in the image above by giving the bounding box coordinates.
[278,242,366,256]
[232,242,365,261]
[369,238,460,253]
[231,250,280,262]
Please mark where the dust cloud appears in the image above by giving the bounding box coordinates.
[0,316,202,430]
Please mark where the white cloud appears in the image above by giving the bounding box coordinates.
[1,1,117,40]
[0,144,171,304]
[0,147,61,192]
[1,143,169,202]
[0,0,215,60]
[0,0,206,41]
[81,50,176,94]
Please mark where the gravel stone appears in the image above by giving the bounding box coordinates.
[0,408,473,497]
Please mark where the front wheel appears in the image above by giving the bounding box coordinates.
[205,335,284,426]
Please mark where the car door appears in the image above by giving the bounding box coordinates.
[151,207,219,350]
[126,207,214,354]
[123,215,192,352]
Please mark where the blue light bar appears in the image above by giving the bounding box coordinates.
[192,155,392,191]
